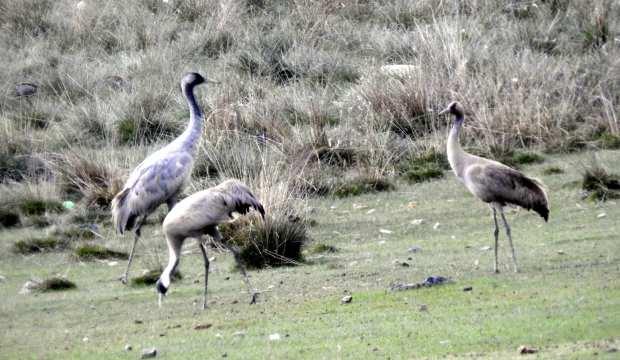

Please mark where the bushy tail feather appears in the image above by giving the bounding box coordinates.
[111,188,131,234]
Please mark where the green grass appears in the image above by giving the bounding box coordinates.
[74,244,127,261]
[0,151,619,358]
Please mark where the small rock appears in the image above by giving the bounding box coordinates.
[439,340,450,345]
[519,345,538,354]
[597,213,607,219]
[463,286,473,292]
[215,333,223,338]
[433,222,441,230]
[341,295,353,304]
[141,347,158,358]
[377,241,386,245]
[379,229,393,234]
[124,344,132,351]
[194,323,212,330]
[0,275,6,283]
[480,246,492,251]
[82,337,89,342]
[419,304,428,312]
[366,208,376,214]
[410,219,424,226]
[557,250,565,255]
[353,203,368,210]
[400,262,410,267]
[407,201,417,209]
[19,280,40,295]
[408,246,421,253]
[134,319,143,324]
[107,261,118,267]
[232,331,246,337]
[268,333,281,341]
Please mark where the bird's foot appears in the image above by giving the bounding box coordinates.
[249,292,258,305]
[202,303,209,310]
[119,274,129,284]
[493,269,500,274]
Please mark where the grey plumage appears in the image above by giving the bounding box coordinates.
[111,72,212,284]
[156,179,265,309]
[441,101,549,273]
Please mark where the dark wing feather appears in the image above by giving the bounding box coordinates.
[473,165,549,221]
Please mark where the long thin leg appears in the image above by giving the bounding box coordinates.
[198,239,210,310]
[499,209,519,273]
[208,227,257,304]
[224,243,257,304]
[121,226,141,284]
[492,207,500,274]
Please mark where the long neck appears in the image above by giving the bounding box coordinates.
[178,83,203,152]
[447,115,467,178]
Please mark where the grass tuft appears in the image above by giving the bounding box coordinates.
[38,277,76,292]
[542,166,565,175]
[222,215,308,269]
[331,174,395,198]
[309,243,338,254]
[12,237,64,254]
[131,268,182,286]
[74,244,127,261]
[19,199,64,216]
[598,133,620,149]
[400,149,449,184]
[581,163,620,201]
[0,208,21,228]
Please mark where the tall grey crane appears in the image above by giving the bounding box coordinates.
[439,101,549,273]
[111,72,215,284]
[156,179,265,310]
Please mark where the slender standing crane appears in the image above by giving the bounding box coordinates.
[112,72,215,284]
[156,179,265,309]
[439,101,549,273]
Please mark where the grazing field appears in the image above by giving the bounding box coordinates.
[1,150,619,359]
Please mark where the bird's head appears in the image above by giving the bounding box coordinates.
[155,278,168,308]
[181,72,220,88]
[439,101,465,119]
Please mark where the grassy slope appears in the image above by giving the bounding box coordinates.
[1,150,619,359]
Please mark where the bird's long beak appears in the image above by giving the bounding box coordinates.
[438,107,450,115]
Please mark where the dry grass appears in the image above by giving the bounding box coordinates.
[0,0,617,236]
